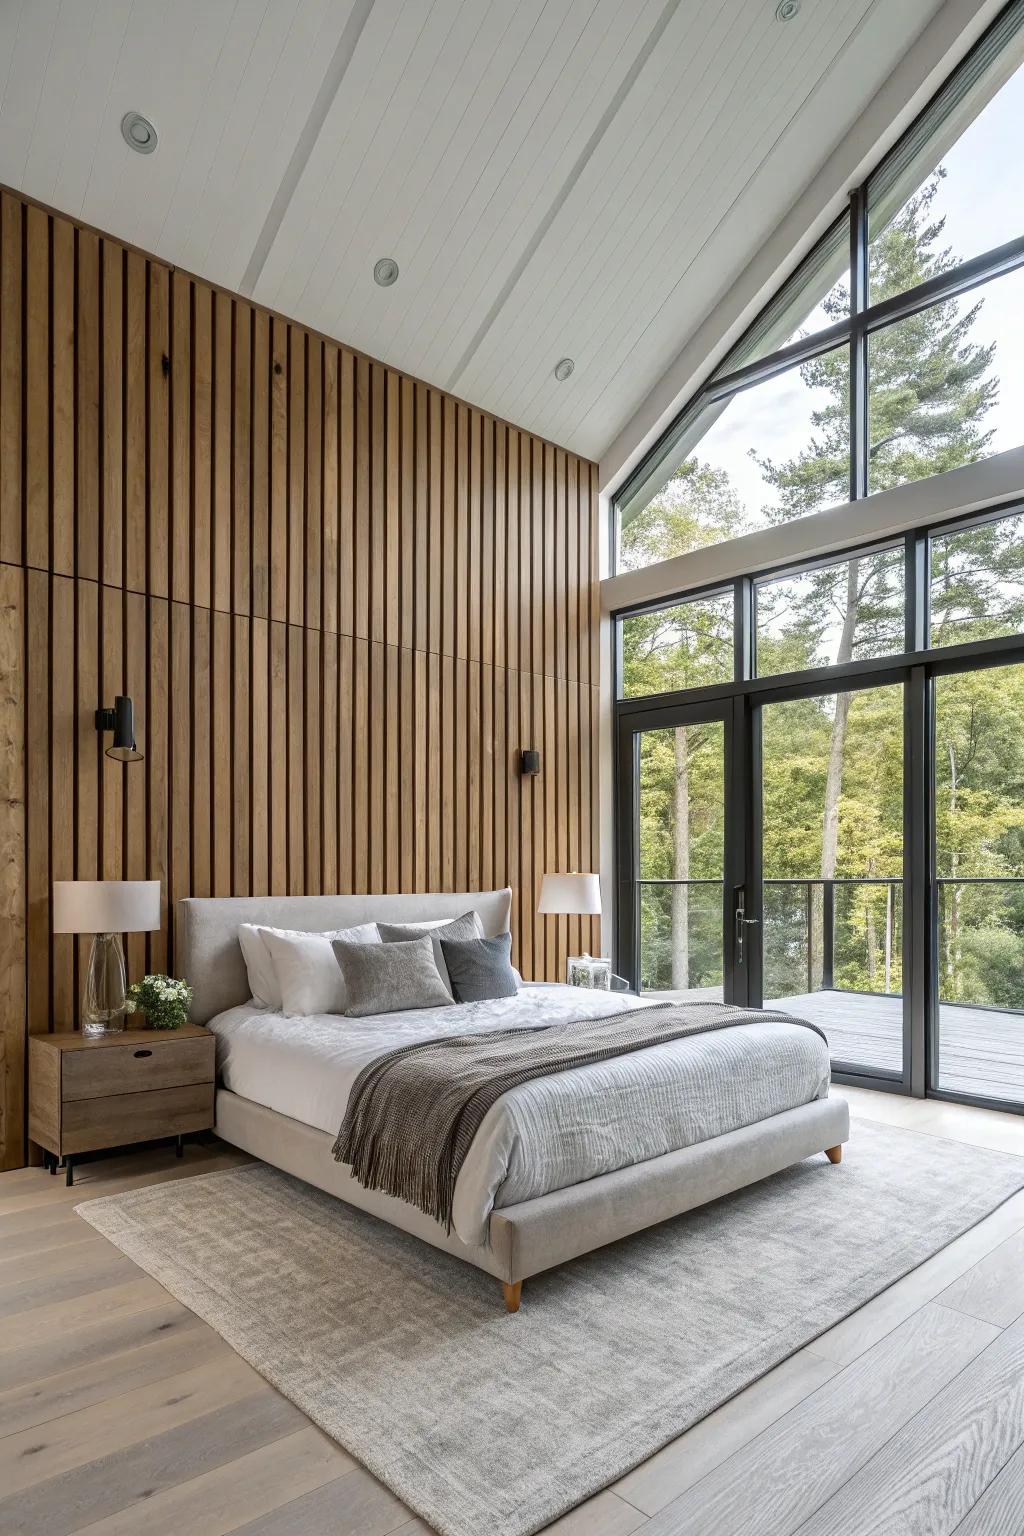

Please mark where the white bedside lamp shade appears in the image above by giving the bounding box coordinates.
[53,880,161,935]
[52,881,162,1036]
[538,872,601,916]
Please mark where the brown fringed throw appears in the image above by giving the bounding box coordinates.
[332,1001,826,1230]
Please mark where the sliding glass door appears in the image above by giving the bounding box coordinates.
[613,504,1024,1109]
[617,656,1024,1104]
[752,679,908,1084]
[617,701,745,1003]
[932,659,1024,1108]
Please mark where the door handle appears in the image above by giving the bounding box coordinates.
[734,903,759,961]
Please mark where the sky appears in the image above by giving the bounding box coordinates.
[687,55,1024,527]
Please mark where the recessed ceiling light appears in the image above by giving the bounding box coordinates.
[374,257,399,287]
[554,357,575,382]
[121,111,158,154]
[775,0,800,19]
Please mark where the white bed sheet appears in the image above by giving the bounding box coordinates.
[208,985,831,1246]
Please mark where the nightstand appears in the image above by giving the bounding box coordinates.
[29,1025,216,1186]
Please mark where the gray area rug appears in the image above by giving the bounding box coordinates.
[77,1119,1024,1536]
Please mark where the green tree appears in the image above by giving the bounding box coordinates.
[935,665,1024,1004]
[931,516,1024,646]
[622,463,737,989]
[625,176,1024,1013]
[758,178,1000,963]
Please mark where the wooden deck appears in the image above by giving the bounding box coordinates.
[647,986,1024,1104]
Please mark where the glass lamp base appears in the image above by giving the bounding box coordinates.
[82,932,128,1037]
[566,954,611,989]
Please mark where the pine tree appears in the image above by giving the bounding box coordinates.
[759,177,1000,929]
[623,178,1024,1002]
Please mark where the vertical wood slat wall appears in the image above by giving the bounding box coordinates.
[0,189,600,1171]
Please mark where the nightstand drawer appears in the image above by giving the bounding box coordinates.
[62,1036,215,1101]
[62,1084,215,1154]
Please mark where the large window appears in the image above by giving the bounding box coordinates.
[754,547,905,676]
[867,264,1024,495]
[867,19,1024,291]
[760,684,905,1076]
[615,1,1024,574]
[619,591,733,698]
[930,507,1024,645]
[615,503,1024,1110]
[934,663,1024,1100]
[637,721,725,998]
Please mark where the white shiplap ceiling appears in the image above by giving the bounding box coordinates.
[0,0,946,460]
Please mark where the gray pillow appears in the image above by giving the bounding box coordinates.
[440,932,520,1003]
[331,935,453,1017]
[375,911,482,992]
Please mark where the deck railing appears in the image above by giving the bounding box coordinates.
[763,877,901,998]
[638,874,1024,1005]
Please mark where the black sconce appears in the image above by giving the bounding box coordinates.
[96,696,144,763]
[520,748,541,776]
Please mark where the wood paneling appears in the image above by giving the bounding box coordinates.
[0,188,599,1171]
[0,563,25,1167]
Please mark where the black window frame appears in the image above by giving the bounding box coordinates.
[612,0,1024,574]
[613,497,1024,1112]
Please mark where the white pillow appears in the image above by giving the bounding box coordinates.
[240,922,379,1015]
[238,924,283,1007]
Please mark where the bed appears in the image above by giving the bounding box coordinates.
[177,889,849,1310]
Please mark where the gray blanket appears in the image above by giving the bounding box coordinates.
[332,1000,826,1230]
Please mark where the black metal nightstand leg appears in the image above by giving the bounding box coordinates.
[48,1153,56,1174]
[176,1135,184,1158]
[65,1157,74,1188]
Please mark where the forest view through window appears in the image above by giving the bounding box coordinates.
[616,4,1024,1109]
[761,685,904,1077]
[615,10,1024,574]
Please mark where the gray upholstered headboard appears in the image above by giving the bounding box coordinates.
[176,889,514,1024]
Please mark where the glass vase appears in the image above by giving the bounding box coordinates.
[566,954,611,989]
[82,932,127,1037]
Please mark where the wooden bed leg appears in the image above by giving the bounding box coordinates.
[825,1144,842,1164]
[503,1281,522,1313]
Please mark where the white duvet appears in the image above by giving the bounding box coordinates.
[208,984,831,1246]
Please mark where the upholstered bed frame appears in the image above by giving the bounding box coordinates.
[178,890,850,1311]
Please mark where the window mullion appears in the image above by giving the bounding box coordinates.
[850,185,869,501]
[734,576,753,682]
[906,530,928,654]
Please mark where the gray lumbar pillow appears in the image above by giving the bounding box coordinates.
[331,935,453,1017]
[375,911,482,993]
[440,931,520,1003]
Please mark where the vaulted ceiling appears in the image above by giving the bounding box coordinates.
[0,0,947,460]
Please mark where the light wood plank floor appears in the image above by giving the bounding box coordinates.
[3,1091,1024,1536]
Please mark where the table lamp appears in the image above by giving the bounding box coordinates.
[538,872,610,987]
[52,880,161,1036]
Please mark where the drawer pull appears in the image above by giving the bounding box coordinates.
[133,1049,153,1059]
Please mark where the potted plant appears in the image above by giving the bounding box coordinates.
[124,974,193,1031]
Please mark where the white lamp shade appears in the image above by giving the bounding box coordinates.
[52,880,161,935]
[538,872,602,916]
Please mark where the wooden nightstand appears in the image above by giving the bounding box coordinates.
[29,1025,216,1185]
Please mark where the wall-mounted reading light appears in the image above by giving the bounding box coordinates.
[96,696,144,763]
[520,749,541,776]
